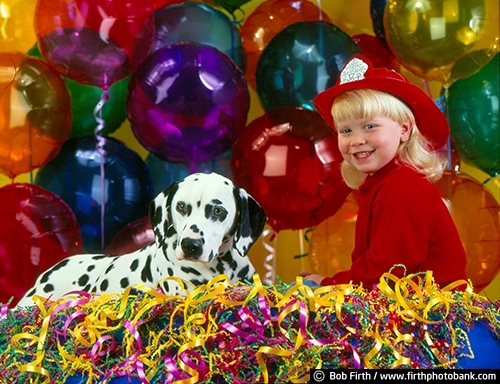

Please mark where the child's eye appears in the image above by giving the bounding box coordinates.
[364,124,375,129]
[339,128,351,134]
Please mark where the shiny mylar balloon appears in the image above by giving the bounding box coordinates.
[352,34,400,72]
[436,171,500,292]
[127,42,250,163]
[231,107,352,232]
[146,150,233,195]
[384,0,499,85]
[0,0,37,52]
[256,21,360,111]
[447,54,499,178]
[34,0,155,89]
[370,0,389,49]
[106,216,154,256]
[0,183,84,307]
[241,0,330,89]
[0,52,71,179]
[35,136,154,253]
[151,2,246,72]
[210,0,252,15]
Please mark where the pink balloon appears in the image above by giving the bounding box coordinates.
[0,183,84,307]
[106,216,154,256]
[34,0,155,88]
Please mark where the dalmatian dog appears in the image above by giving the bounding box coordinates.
[17,173,267,307]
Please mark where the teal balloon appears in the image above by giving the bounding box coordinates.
[447,54,499,178]
[256,20,360,111]
[28,43,128,138]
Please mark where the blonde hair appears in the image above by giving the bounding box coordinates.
[331,89,448,189]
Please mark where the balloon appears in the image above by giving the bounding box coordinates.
[352,34,400,71]
[127,42,250,164]
[370,0,389,49]
[210,0,252,14]
[34,0,155,88]
[106,216,154,256]
[318,0,374,37]
[146,150,233,195]
[35,136,154,253]
[447,54,499,178]
[255,21,360,112]
[0,52,71,179]
[0,0,37,52]
[307,191,360,277]
[153,0,190,11]
[151,2,246,72]
[27,43,129,139]
[436,171,500,292]
[384,0,499,85]
[0,183,84,307]
[240,0,330,89]
[231,107,352,232]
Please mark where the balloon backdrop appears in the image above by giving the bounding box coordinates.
[352,33,400,72]
[0,0,37,53]
[35,136,154,253]
[127,42,250,164]
[34,0,155,89]
[146,150,233,195]
[209,0,252,15]
[231,107,352,232]
[0,183,84,307]
[150,2,246,72]
[370,0,388,49]
[256,20,360,111]
[436,171,500,292]
[384,0,499,85]
[106,216,154,256]
[240,0,330,89]
[447,54,499,178]
[0,52,71,180]
[307,191,360,277]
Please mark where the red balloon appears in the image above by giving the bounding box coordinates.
[241,0,330,89]
[231,107,351,232]
[34,0,155,88]
[0,183,84,307]
[106,216,154,256]
[436,171,500,292]
[352,34,401,72]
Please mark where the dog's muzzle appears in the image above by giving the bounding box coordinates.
[180,238,204,260]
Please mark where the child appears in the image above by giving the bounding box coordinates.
[300,54,467,289]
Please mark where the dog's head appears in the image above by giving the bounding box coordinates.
[149,172,267,263]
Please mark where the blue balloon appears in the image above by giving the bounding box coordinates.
[146,149,233,195]
[256,20,360,111]
[370,0,389,49]
[36,136,154,253]
[151,2,246,72]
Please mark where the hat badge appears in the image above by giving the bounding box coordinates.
[339,57,369,84]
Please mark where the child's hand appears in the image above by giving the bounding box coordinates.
[299,271,325,285]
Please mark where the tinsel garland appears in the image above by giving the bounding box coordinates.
[0,272,499,383]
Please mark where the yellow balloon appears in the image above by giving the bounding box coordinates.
[0,0,37,53]
[384,0,499,86]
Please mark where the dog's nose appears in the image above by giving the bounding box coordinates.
[181,238,203,259]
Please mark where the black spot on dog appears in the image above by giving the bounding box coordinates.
[167,267,174,276]
[120,278,129,289]
[180,266,202,276]
[25,288,36,298]
[78,274,89,287]
[43,284,55,293]
[51,259,70,271]
[100,280,109,291]
[105,264,115,274]
[166,226,176,238]
[130,259,139,272]
[190,224,200,233]
[83,284,91,292]
[237,265,251,280]
[141,256,153,283]
[87,265,95,272]
[92,255,108,260]
[40,270,53,284]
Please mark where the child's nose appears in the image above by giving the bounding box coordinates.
[350,132,366,146]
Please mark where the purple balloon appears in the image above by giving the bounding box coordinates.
[127,42,250,163]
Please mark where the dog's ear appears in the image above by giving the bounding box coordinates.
[149,181,179,238]
[232,187,267,257]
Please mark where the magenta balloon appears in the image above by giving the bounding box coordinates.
[127,42,250,163]
[34,0,155,88]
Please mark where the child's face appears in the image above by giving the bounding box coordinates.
[336,115,411,175]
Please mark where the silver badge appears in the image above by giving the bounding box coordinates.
[340,57,369,84]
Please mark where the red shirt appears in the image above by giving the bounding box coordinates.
[321,160,467,288]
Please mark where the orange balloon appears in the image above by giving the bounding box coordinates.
[0,52,71,179]
[436,171,500,292]
[0,0,37,53]
[307,191,359,277]
[241,0,330,89]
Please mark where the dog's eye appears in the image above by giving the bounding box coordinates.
[213,207,225,216]
[176,202,187,212]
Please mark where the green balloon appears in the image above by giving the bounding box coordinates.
[212,0,251,14]
[28,43,128,138]
[447,54,499,178]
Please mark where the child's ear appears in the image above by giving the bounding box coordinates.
[400,117,413,142]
